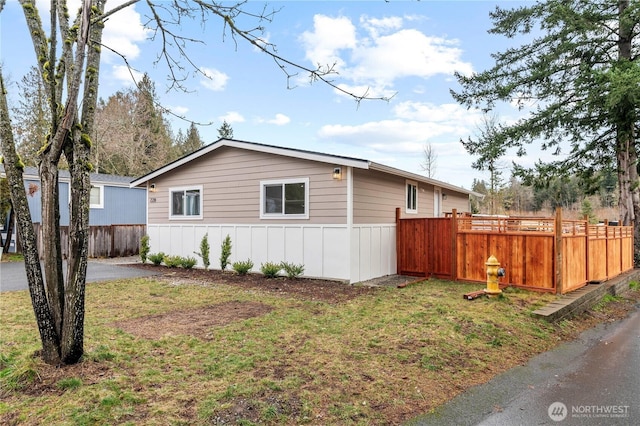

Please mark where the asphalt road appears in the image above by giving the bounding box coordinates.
[407,306,640,426]
[0,260,159,292]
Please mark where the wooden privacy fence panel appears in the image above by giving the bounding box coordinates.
[456,231,555,291]
[33,223,145,259]
[397,208,634,294]
[395,212,453,278]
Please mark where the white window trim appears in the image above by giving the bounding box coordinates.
[90,184,104,209]
[169,185,203,220]
[405,180,418,214]
[260,177,310,220]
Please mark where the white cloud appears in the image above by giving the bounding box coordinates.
[333,83,397,101]
[33,1,148,63]
[393,101,481,126]
[315,101,488,185]
[101,1,150,63]
[219,111,245,123]
[200,67,229,91]
[258,114,291,126]
[111,65,144,86]
[300,15,357,68]
[360,15,403,38]
[299,14,473,94]
[167,105,189,116]
[350,30,473,85]
[319,119,463,152]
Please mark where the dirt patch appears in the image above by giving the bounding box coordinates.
[112,301,272,340]
[126,263,380,304]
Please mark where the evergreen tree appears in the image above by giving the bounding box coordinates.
[182,123,204,155]
[452,0,640,261]
[218,120,234,139]
[134,74,174,173]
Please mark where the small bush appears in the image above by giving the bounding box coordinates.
[220,235,232,270]
[139,235,150,264]
[148,252,165,266]
[281,262,304,278]
[232,259,254,275]
[180,256,197,269]
[163,255,182,268]
[194,233,210,270]
[261,262,282,278]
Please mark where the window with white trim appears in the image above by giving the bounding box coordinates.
[406,181,418,213]
[90,185,104,209]
[260,178,309,219]
[170,185,203,219]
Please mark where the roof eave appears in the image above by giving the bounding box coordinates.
[368,162,476,196]
[130,138,370,187]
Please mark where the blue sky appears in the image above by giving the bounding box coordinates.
[1,0,536,188]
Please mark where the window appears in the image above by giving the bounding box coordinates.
[260,178,309,219]
[90,185,104,209]
[406,181,417,213]
[170,186,203,219]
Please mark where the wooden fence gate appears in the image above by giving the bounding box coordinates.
[396,209,454,279]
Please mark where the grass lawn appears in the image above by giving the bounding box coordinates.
[1,272,637,425]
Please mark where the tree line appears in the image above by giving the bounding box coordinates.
[10,67,234,178]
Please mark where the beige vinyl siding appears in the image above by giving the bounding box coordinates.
[442,192,471,214]
[353,169,403,224]
[352,169,470,223]
[148,147,347,225]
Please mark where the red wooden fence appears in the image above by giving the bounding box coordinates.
[396,208,634,294]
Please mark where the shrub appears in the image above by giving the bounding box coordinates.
[148,252,165,266]
[232,259,254,275]
[194,233,210,270]
[180,256,197,269]
[139,235,150,264]
[163,255,182,268]
[261,262,281,278]
[220,234,232,270]
[281,262,304,279]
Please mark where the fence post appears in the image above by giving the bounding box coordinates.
[555,208,563,294]
[451,209,457,281]
[110,225,116,258]
[395,207,401,275]
[584,215,590,283]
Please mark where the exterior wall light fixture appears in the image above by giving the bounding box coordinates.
[332,167,342,180]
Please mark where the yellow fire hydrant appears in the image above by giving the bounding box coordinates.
[484,255,504,296]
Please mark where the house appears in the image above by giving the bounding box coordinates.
[1,165,146,256]
[130,138,477,283]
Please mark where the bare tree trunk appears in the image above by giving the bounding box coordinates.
[58,0,105,364]
[39,160,65,337]
[3,206,14,253]
[0,73,62,364]
[616,0,640,264]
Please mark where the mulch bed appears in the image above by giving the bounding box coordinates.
[126,263,381,304]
